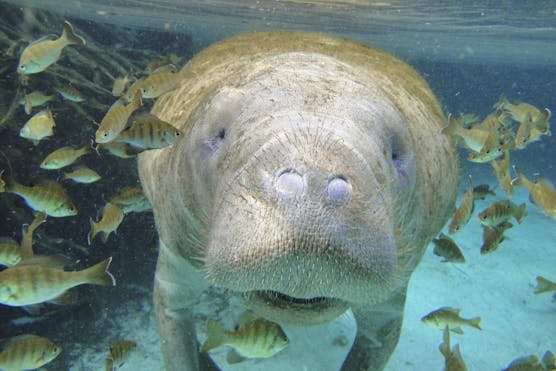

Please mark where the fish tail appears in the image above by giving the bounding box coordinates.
[87,218,97,245]
[511,166,526,187]
[535,276,554,294]
[493,93,509,111]
[468,316,482,330]
[201,319,227,352]
[130,89,143,111]
[441,114,459,135]
[515,203,527,224]
[0,170,18,193]
[61,21,86,46]
[80,257,116,286]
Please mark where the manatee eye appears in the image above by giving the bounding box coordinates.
[389,134,412,187]
[175,131,181,137]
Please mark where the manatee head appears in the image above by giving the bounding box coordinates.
[140,33,458,326]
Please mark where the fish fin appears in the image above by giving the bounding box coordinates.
[236,310,258,327]
[451,326,464,335]
[87,218,96,245]
[535,276,555,295]
[438,326,450,357]
[151,64,177,74]
[468,317,481,330]
[61,21,86,46]
[511,165,526,187]
[29,34,58,45]
[201,319,227,352]
[24,94,32,114]
[438,306,461,315]
[129,88,143,111]
[48,288,78,305]
[81,257,116,286]
[226,349,246,365]
[493,93,509,111]
[18,254,70,269]
[100,231,109,243]
[515,203,527,224]
[441,114,459,135]
[105,357,115,371]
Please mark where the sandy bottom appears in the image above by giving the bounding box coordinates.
[69,178,555,371]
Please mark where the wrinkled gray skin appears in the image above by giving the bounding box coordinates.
[138,32,458,370]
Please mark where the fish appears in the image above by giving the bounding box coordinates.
[112,74,134,96]
[472,184,496,200]
[145,54,183,74]
[514,110,551,150]
[57,85,85,102]
[113,112,183,149]
[95,89,142,144]
[0,172,77,217]
[201,318,289,360]
[134,64,182,99]
[477,200,527,227]
[18,91,55,114]
[19,108,55,145]
[20,212,47,259]
[63,166,101,183]
[512,166,556,218]
[17,21,85,75]
[495,95,549,127]
[0,257,115,307]
[88,203,124,244]
[449,176,474,234]
[105,339,137,371]
[421,307,481,334]
[431,233,466,263]
[480,221,513,255]
[491,150,514,197]
[443,115,491,153]
[109,186,151,214]
[534,276,556,295]
[0,237,22,267]
[439,326,468,371]
[40,143,92,170]
[0,334,61,371]
[502,354,545,371]
[467,131,513,163]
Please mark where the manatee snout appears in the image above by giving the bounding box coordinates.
[205,118,405,320]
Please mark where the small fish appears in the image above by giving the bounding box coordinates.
[472,184,496,200]
[57,85,85,102]
[491,150,514,197]
[443,115,491,153]
[112,74,134,96]
[0,172,77,217]
[105,339,137,371]
[113,112,183,149]
[18,91,55,114]
[109,187,151,214]
[0,257,115,307]
[421,307,481,334]
[40,143,91,170]
[432,233,465,263]
[496,95,549,127]
[467,131,513,163]
[439,326,468,371]
[514,110,551,150]
[449,176,474,234]
[480,221,513,255]
[17,21,85,75]
[534,276,556,295]
[88,203,124,244]
[477,200,527,227]
[63,166,101,183]
[0,334,61,371]
[19,108,56,145]
[512,167,556,218]
[135,64,182,99]
[201,318,289,360]
[0,237,22,267]
[20,211,47,259]
[502,354,545,371]
[95,89,142,144]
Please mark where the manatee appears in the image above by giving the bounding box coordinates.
[138,31,459,370]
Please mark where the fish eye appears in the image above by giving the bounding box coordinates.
[455,225,460,231]
[103,132,109,138]
[485,149,490,154]
[19,65,26,70]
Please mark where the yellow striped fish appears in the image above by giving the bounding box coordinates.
[17,21,85,75]
[40,143,92,170]
[449,176,474,234]
[0,237,22,267]
[0,334,61,371]
[95,89,142,144]
[105,339,137,371]
[480,221,513,255]
[114,113,182,149]
[512,166,556,218]
[0,173,77,217]
[88,203,124,244]
[0,257,115,307]
[133,64,182,99]
[478,200,527,227]
[201,318,289,359]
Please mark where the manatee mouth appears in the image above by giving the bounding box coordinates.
[244,290,350,326]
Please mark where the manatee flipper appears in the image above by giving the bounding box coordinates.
[154,241,217,371]
[342,289,406,370]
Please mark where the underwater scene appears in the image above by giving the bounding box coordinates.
[0,1,555,370]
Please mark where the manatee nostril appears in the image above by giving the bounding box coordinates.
[276,169,305,196]
[327,176,351,203]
